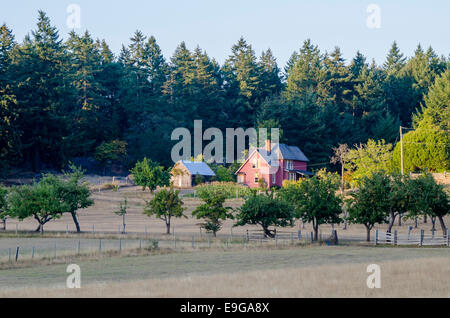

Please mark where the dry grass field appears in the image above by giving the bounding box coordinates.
[1,246,448,298]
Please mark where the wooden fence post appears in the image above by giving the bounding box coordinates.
[298,230,301,241]
[99,239,102,253]
[119,238,122,253]
[394,230,398,245]
[310,232,314,242]
[408,226,412,240]
[78,240,81,255]
[333,230,338,245]
[420,229,424,247]
[375,230,378,246]
[447,229,449,247]
[15,246,19,262]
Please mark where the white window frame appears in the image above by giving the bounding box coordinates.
[288,172,297,181]
[272,174,276,184]
[286,160,293,170]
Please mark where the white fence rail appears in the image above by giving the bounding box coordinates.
[375,229,449,247]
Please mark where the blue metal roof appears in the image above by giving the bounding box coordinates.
[258,143,310,164]
[180,161,216,177]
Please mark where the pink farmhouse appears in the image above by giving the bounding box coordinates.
[235,141,313,188]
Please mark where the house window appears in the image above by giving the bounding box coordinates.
[237,174,244,184]
[286,160,293,170]
[289,172,297,181]
[272,174,276,184]
[254,172,259,183]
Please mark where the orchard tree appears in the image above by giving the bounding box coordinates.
[114,198,129,234]
[387,174,415,231]
[57,165,94,233]
[192,191,233,237]
[346,173,391,241]
[144,187,186,234]
[409,173,449,235]
[130,158,170,192]
[280,175,342,241]
[7,180,68,234]
[235,191,294,238]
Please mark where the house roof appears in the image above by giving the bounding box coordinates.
[289,169,315,177]
[259,143,310,163]
[179,161,216,177]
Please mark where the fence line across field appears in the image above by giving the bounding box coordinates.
[375,229,450,247]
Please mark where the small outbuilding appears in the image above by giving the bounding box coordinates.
[171,161,216,188]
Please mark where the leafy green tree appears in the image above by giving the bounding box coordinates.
[57,165,94,233]
[279,176,342,241]
[387,174,415,231]
[130,158,170,192]
[392,126,449,173]
[392,70,450,173]
[143,187,186,234]
[192,191,233,237]
[7,179,69,234]
[346,173,391,241]
[114,198,128,234]
[235,191,293,238]
[94,140,128,173]
[347,139,394,184]
[210,164,234,182]
[408,173,449,235]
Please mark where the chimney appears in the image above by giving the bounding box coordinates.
[265,139,271,154]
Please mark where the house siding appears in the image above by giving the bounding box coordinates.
[237,153,308,188]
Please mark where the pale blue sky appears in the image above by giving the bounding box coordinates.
[1,1,449,67]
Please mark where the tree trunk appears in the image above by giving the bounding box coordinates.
[437,215,447,237]
[387,211,396,233]
[424,215,427,223]
[398,214,402,226]
[166,222,171,235]
[431,217,436,231]
[365,225,371,242]
[40,223,44,235]
[263,227,275,238]
[313,225,319,242]
[71,211,81,233]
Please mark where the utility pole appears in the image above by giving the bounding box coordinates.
[400,126,404,175]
